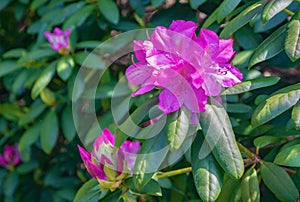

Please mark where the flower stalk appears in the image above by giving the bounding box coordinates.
[155,167,192,179]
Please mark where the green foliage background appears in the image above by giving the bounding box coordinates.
[0,0,299,201]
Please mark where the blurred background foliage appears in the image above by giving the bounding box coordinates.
[0,0,299,201]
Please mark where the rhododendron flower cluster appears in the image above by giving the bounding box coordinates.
[44,27,71,54]
[126,20,242,116]
[0,144,21,169]
[78,128,140,191]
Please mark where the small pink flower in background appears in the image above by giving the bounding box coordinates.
[78,128,140,191]
[44,27,71,54]
[126,20,242,117]
[0,144,21,170]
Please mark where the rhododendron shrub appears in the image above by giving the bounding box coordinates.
[0,0,299,202]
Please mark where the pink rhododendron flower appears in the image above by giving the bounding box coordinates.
[0,144,21,169]
[78,128,140,191]
[126,20,242,117]
[44,27,71,53]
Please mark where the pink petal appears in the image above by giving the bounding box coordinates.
[214,39,235,63]
[202,74,222,96]
[132,85,154,97]
[0,155,8,166]
[158,89,181,114]
[102,128,115,145]
[198,29,219,49]
[190,112,199,125]
[53,27,63,35]
[169,20,198,38]
[218,64,243,87]
[125,64,153,86]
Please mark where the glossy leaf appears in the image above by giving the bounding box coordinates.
[41,109,59,154]
[0,61,22,78]
[249,25,287,67]
[3,48,26,59]
[57,56,75,81]
[19,100,46,125]
[31,62,56,99]
[241,168,260,202]
[151,0,165,8]
[285,20,300,62]
[192,134,223,202]
[98,0,119,24]
[253,136,282,148]
[125,178,162,196]
[63,5,94,30]
[274,144,300,167]
[73,179,101,202]
[189,0,206,9]
[226,76,281,95]
[19,124,40,161]
[261,162,299,201]
[40,88,56,106]
[167,105,190,152]
[220,2,263,38]
[251,84,300,127]
[216,175,241,202]
[292,101,300,129]
[261,0,293,23]
[17,49,56,65]
[61,105,76,142]
[199,100,244,179]
[216,0,241,23]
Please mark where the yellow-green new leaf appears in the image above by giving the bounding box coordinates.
[285,20,300,62]
[274,144,300,167]
[241,168,260,202]
[292,101,300,130]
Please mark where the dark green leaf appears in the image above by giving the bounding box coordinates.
[18,49,56,65]
[73,179,101,202]
[19,100,46,125]
[251,84,300,127]
[98,0,120,24]
[19,123,40,161]
[192,134,223,202]
[3,48,26,59]
[125,178,162,196]
[216,0,241,23]
[199,99,244,179]
[249,25,287,67]
[285,20,300,62]
[241,168,260,202]
[31,61,57,99]
[76,41,101,49]
[274,144,300,167]
[151,0,164,8]
[57,56,75,81]
[61,105,76,142]
[30,0,48,10]
[253,136,282,148]
[3,172,19,196]
[0,0,12,10]
[261,0,293,23]
[225,103,252,113]
[16,161,39,174]
[216,175,241,202]
[189,0,206,9]
[220,2,263,38]
[41,109,59,154]
[261,162,299,201]
[0,61,22,78]
[74,52,106,69]
[167,106,190,152]
[63,5,94,30]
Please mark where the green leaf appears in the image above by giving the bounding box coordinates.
[241,168,260,202]
[40,88,56,106]
[222,76,279,95]
[0,61,22,78]
[189,0,206,9]
[274,144,300,167]
[3,172,19,196]
[216,0,241,23]
[73,179,101,202]
[199,99,244,179]
[292,101,300,129]
[261,0,293,23]
[216,175,241,202]
[249,25,287,67]
[225,104,252,113]
[19,100,46,125]
[76,41,102,49]
[220,2,263,38]
[16,161,39,174]
[285,20,300,62]
[0,0,12,10]
[192,134,223,202]
[19,124,40,161]
[125,178,162,196]
[57,56,75,81]
[30,0,48,10]
[261,162,299,201]
[74,52,106,69]
[167,105,190,152]
[18,49,56,65]
[251,84,300,127]
[253,136,282,148]
[151,0,164,8]
[31,62,57,99]
[41,109,59,154]
[3,48,26,59]
[98,0,119,24]
[61,105,76,142]
[63,5,94,30]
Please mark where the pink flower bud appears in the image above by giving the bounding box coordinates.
[0,144,21,169]
[78,128,140,191]
[44,27,71,53]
